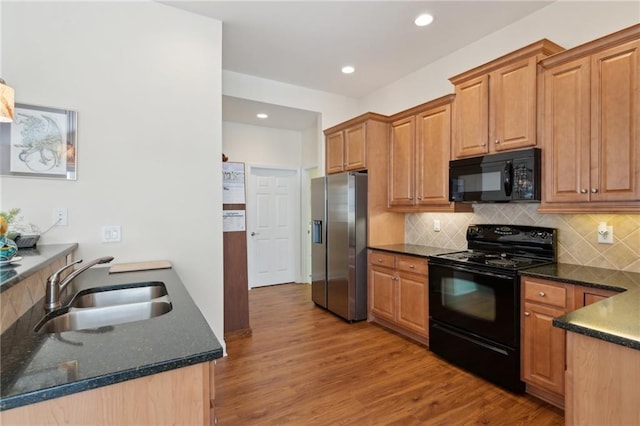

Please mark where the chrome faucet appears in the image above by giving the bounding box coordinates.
[44,256,114,312]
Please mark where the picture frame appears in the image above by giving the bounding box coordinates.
[0,103,77,180]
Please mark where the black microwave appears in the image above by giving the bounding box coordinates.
[449,148,541,203]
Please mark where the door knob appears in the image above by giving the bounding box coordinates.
[251,232,258,236]
[524,312,530,316]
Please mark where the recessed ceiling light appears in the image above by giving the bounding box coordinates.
[256,113,268,119]
[341,66,355,74]
[415,13,434,27]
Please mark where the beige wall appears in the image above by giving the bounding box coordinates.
[406,206,640,273]
[0,2,225,346]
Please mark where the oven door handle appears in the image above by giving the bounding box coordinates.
[437,263,514,281]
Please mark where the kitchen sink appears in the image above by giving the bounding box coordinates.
[68,281,168,308]
[35,297,172,333]
[34,282,172,333]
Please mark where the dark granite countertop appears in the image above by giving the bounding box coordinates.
[0,266,223,411]
[368,244,455,258]
[520,264,640,351]
[0,243,78,291]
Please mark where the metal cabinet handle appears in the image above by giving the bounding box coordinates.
[377,258,384,263]
[495,139,500,144]
[409,264,415,269]
[591,188,598,193]
[539,291,545,297]
[524,312,530,317]
[481,143,486,147]
[580,189,588,194]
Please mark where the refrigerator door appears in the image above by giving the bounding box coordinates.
[310,177,327,308]
[327,172,368,321]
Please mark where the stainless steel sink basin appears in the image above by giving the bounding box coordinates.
[35,297,172,333]
[68,281,168,308]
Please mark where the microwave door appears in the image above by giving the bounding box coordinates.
[450,161,509,202]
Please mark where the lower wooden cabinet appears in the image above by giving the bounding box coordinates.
[0,362,216,425]
[368,250,428,344]
[521,276,618,408]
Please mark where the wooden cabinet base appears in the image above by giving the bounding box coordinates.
[368,315,429,347]
[0,362,215,426]
[565,332,640,425]
[525,383,563,409]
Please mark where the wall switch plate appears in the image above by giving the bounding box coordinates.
[433,219,441,232]
[53,208,68,226]
[102,225,121,243]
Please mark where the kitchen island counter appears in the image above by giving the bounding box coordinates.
[0,265,223,411]
[520,264,640,350]
[0,243,78,291]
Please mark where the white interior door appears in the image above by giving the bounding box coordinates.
[247,166,300,288]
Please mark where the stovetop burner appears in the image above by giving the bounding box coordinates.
[430,224,557,272]
[434,250,545,270]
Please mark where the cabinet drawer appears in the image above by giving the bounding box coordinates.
[396,256,428,275]
[369,251,395,268]
[523,279,567,308]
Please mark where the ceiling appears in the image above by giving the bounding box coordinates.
[163,1,554,130]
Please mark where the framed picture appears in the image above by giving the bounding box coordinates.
[0,103,77,180]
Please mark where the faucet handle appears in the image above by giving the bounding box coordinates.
[47,259,83,286]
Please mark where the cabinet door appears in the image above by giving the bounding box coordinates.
[416,104,451,206]
[396,271,428,337]
[369,265,396,323]
[389,116,415,207]
[543,57,591,203]
[326,131,345,174]
[453,74,489,158]
[490,57,537,151]
[344,123,366,171]
[522,301,566,396]
[590,39,640,202]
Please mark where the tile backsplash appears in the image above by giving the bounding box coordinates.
[405,204,640,273]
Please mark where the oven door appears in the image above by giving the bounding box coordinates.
[428,262,519,347]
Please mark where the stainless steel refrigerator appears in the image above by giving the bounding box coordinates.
[311,172,368,321]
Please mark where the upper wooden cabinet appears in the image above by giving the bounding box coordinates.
[540,24,640,213]
[388,95,471,212]
[450,39,564,159]
[324,113,387,174]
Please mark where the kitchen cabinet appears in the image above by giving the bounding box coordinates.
[324,113,405,247]
[0,361,215,425]
[565,331,639,426]
[450,39,564,159]
[324,113,387,174]
[575,286,619,307]
[540,24,640,213]
[368,250,428,344]
[521,277,574,407]
[521,277,618,408]
[388,95,471,212]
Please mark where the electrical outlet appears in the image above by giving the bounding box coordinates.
[597,224,614,244]
[433,219,441,232]
[53,208,68,226]
[102,225,121,243]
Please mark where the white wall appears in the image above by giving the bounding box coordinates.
[0,2,225,347]
[361,1,640,114]
[222,121,303,168]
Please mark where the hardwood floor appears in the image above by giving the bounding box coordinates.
[215,284,563,425]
